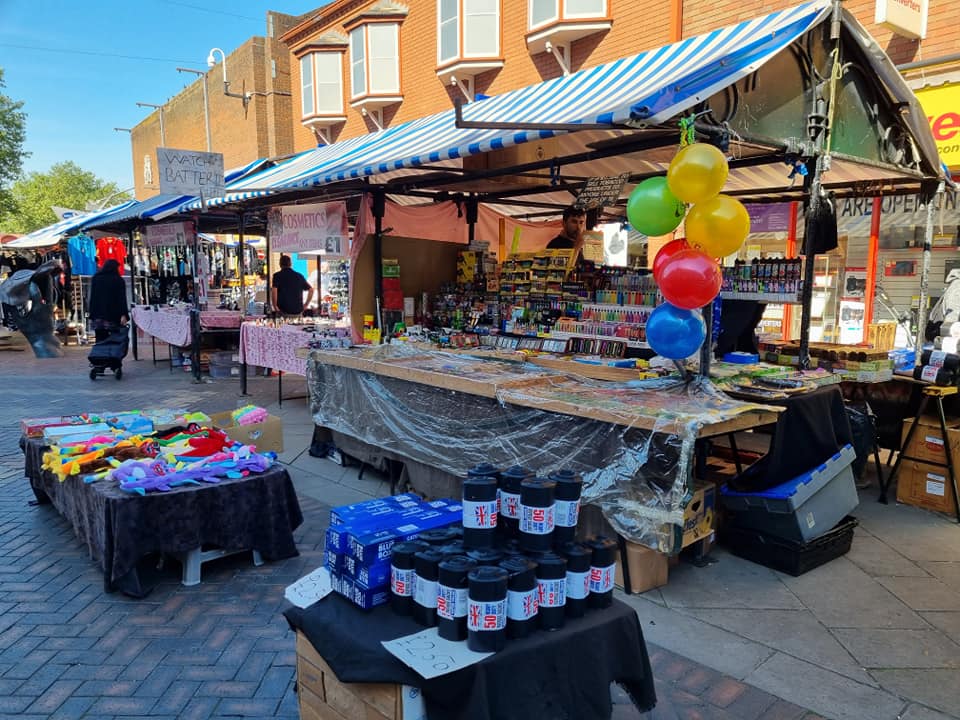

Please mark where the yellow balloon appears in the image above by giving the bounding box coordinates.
[666,143,729,204]
[685,195,751,258]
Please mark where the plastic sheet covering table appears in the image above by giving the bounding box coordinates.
[285,592,655,720]
[130,306,242,347]
[19,436,303,597]
[307,345,779,553]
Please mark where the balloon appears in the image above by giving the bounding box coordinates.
[657,248,722,310]
[646,303,706,360]
[626,177,686,237]
[685,195,751,258]
[652,239,689,283]
[666,143,729,204]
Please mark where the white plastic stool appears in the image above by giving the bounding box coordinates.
[180,547,264,586]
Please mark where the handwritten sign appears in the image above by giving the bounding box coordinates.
[382,627,492,679]
[143,221,195,248]
[284,566,333,608]
[575,173,630,210]
[157,147,225,199]
[268,201,349,255]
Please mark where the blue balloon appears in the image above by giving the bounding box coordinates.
[646,303,706,360]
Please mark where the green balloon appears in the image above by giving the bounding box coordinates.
[626,177,686,237]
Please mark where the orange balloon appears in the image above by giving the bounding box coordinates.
[685,195,751,259]
[666,143,729,204]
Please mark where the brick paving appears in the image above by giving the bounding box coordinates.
[0,344,830,719]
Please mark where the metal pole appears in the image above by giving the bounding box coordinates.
[191,216,201,382]
[372,190,385,336]
[159,108,166,146]
[238,212,246,311]
[127,229,139,361]
[201,77,211,152]
[917,181,946,350]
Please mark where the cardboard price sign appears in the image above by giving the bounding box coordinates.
[575,173,630,209]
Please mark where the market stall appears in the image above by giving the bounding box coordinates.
[129,304,243,372]
[19,407,299,597]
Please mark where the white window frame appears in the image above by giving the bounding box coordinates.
[349,28,367,98]
[352,23,401,98]
[300,51,345,119]
[437,0,500,66]
[300,55,315,117]
[528,0,607,30]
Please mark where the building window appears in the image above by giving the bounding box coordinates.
[438,0,500,66]
[300,52,344,118]
[349,23,400,99]
[529,0,607,29]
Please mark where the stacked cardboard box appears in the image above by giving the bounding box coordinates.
[897,416,960,515]
[323,494,462,609]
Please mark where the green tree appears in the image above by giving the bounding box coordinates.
[0,68,28,218]
[0,162,129,234]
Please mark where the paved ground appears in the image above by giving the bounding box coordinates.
[0,337,955,719]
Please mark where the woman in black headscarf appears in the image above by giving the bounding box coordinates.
[88,259,128,342]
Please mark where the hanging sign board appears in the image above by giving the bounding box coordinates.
[915,83,960,170]
[575,173,630,209]
[745,203,793,233]
[874,0,927,39]
[143,221,195,248]
[268,201,349,254]
[157,147,225,199]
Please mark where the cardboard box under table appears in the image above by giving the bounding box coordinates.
[897,460,958,515]
[286,593,655,720]
[900,415,960,465]
[720,444,859,543]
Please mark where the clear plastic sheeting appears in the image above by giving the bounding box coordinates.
[307,344,770,553]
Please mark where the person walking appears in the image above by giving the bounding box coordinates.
[88,259,128,342]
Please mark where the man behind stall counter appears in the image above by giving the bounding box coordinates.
[272,254,315,318]
[546,206,587,250]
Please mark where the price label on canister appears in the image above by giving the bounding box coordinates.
[462,499,498,529]
[507,588,538,620]
[537,578,566,608]
[589,564,615,594]
[437,585,468,620]
[392,566,415,597]
[499,490,520,519]
[554,499,580,528]
[414,578,438,608]
[566,570,590,600]
[520,503,555,534]
[467,599,507,631]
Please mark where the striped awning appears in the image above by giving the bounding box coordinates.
[6,202,138,249]
[209,0,831,201]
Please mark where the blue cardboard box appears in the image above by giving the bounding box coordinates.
[348,511,458,564]
[330,493,422,525]
[354,560,391,589]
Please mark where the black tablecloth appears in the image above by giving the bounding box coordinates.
[285,593,656,720]
[20,436,303,597]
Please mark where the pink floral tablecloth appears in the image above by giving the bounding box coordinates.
[200,310,243,330]
[239,322,311,376]
[131,306,192,347]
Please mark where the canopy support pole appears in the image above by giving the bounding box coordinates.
[238,212,246,313]
[917,180,946,350]
[127,229,139,361]
[372,189,385,340]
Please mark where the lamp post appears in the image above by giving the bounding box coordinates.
[113,127,132,133]
[176,67,211,152]
[207,47,250,107]
[135,102,165,145]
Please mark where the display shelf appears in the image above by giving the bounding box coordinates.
[581,302,655,312]
[721,291,803,303]
[548,330,650,349]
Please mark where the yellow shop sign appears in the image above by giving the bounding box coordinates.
[915,83,960,170]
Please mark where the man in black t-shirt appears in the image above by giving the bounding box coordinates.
[271,254,314,316]
[546,206,586,250]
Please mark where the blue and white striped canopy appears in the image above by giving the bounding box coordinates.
[200,0,830,205]
[7,201,138,248]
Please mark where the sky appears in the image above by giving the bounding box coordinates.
[0,0,326,195]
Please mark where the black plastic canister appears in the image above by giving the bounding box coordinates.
[390,540,428,616]
[418,527,460,546]
[534,552,567,630]
[559,542,592,618]
[467,463,501,481]
[586,535,618,609]
[437,555,477,642]
[498,465,533,538]
[467,566,509,653]
[466,547,504,567]
[496,538,525,557]
[412,549,445,626]
[500,556,539,639]
[519,478,556,552]
[463,475,499,549]
[437,540,467,558]
[548,470,583,547]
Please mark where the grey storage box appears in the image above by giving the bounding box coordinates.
[720,444,859,543]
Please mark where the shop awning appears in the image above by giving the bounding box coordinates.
[6,202,138,249]
[214,1,832,198]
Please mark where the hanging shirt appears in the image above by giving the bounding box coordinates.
[67,234,98,276]
[96,237,127,273]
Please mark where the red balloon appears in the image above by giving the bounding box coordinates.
[657,248,721,310]
[652,239,689,284]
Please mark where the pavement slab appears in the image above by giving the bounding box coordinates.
[833,628,960,669]
[871,670,960,718]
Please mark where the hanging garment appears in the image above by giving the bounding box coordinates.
[67,234,98,276]
[96,237,127,273]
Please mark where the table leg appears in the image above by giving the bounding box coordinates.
[152,335,157,366]
[278,371,283,407]
[241,361,248,396]
[616,534,633,595]
[934,397,960,523]
[131,320,138,361]
[727,433,744,475]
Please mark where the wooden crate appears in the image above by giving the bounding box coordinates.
[867,323,897,352]
[296,631,403,720]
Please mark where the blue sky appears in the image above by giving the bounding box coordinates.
[0,0,325,193]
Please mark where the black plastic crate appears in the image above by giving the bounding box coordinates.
[719,515,858,576]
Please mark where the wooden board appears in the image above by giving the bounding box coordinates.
[528,356,649,382]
